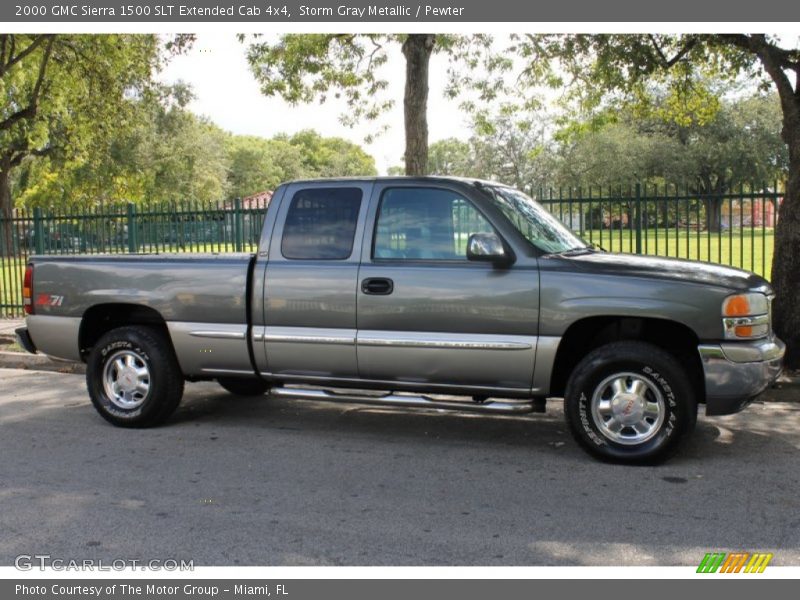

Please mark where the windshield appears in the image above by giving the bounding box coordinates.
[481,185,589,254]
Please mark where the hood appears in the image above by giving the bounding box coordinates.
[543,250,771,293]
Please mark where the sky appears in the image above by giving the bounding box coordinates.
[159,33,471,174]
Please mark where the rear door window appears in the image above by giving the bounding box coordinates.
[281,188,363,260]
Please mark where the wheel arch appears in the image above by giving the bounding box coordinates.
[548,316,704,402]
[79,303,171,362]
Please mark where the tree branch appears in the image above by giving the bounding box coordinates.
[0,35,54,133]
[736,35,798,122]
[9,145,54,168]
[647,35,699,69]
[0,34,51,77]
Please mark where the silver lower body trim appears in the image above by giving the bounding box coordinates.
[259,372,533,398]
[167,321,250,376]
[270,387,535,414]
[201,368,256,376]
[358,332,532,351]
[190,330,246,340]
[25,315,82,362]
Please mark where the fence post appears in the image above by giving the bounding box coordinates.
[33,207,45,255]
[634,182,643,254]
[126,203,137,253]
[233,197,243,252]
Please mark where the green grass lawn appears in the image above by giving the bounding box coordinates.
[578,227,774,277]
[0,230,774,317]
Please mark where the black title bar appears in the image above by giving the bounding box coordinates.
[3,0,800,23]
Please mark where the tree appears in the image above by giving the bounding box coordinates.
[426,138,474,176]
[469,105,553,192]
[226,135,302,199]
[243,34,495,176]
[0,34,162,251]
[396,108,553,189]
[554,92,787,196]
[507,34,800,367]
[225,130,376,199]
[281,129,377,178]
[13,83,232,206]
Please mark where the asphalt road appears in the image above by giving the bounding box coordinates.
[1,368,799,567]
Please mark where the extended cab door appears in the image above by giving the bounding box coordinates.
[356,181,540,394]
[260,181,372,379]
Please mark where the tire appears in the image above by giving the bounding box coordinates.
[563,341,697,465]
[217,377,270,396]
[86,326,184,428]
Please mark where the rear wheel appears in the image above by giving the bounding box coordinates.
[563,341,697,464]
[86,326,184,427]
[217,377,270,396]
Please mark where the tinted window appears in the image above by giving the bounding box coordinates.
[281,188,362,260]
[374,188,494,260]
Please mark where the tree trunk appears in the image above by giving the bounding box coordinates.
[401,34,435,176]
[705,197,723,232]
[770,128,800,369]
[0,164,13,257]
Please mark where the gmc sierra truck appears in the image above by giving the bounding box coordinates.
[15,177,785,463]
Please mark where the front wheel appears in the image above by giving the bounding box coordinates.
[563,341,697,464]
[86,326,184,427]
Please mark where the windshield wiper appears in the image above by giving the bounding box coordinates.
[548,245,596,256]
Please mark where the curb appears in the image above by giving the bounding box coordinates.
[0,350,85,374]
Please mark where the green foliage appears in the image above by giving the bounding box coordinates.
[554,91,787,190]
[0,34,163,214]
[226,130,376,198]
[242,34,495,143]
[426,138,473,177]
[13,83,230,206]
[279,129,377,178]
[11,83,378,206]
[226,135,302,199]
[400,105,553,191]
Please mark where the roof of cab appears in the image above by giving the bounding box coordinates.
[279,175,507,188]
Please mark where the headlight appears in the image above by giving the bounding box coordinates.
[721,292,770,340]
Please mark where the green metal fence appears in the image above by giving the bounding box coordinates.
[0,184,783,317]
[0,197,270,317]
[535,182,781,279]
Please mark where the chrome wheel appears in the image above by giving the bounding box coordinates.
[590,372,665,445]
[102,350,151,410]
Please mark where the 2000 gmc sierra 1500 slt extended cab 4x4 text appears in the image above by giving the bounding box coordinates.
[15,177,785,463]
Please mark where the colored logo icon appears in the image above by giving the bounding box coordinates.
[697,552,773,573]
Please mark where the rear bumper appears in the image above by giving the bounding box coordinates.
[15,327,37,355]
[699,337,785,416]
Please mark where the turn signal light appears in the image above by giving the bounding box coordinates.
[723,295,750,316]
[722,293,768,317]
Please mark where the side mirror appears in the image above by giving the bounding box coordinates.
[466,232,512,265]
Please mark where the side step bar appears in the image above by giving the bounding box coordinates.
[270,387,537,414]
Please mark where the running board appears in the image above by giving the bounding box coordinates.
[269,387,535,414]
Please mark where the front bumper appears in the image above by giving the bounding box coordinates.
[698,337,785,416]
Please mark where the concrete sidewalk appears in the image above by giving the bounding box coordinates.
[0,318,22,335]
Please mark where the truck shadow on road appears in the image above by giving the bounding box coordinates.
[169,383,798,467]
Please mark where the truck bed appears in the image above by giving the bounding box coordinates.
[25,253,257,376]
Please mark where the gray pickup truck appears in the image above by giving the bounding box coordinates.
[16,177,785,463]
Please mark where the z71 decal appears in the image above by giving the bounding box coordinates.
[35,294,64,307]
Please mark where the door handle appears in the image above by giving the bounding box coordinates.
[361,277,394,295]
